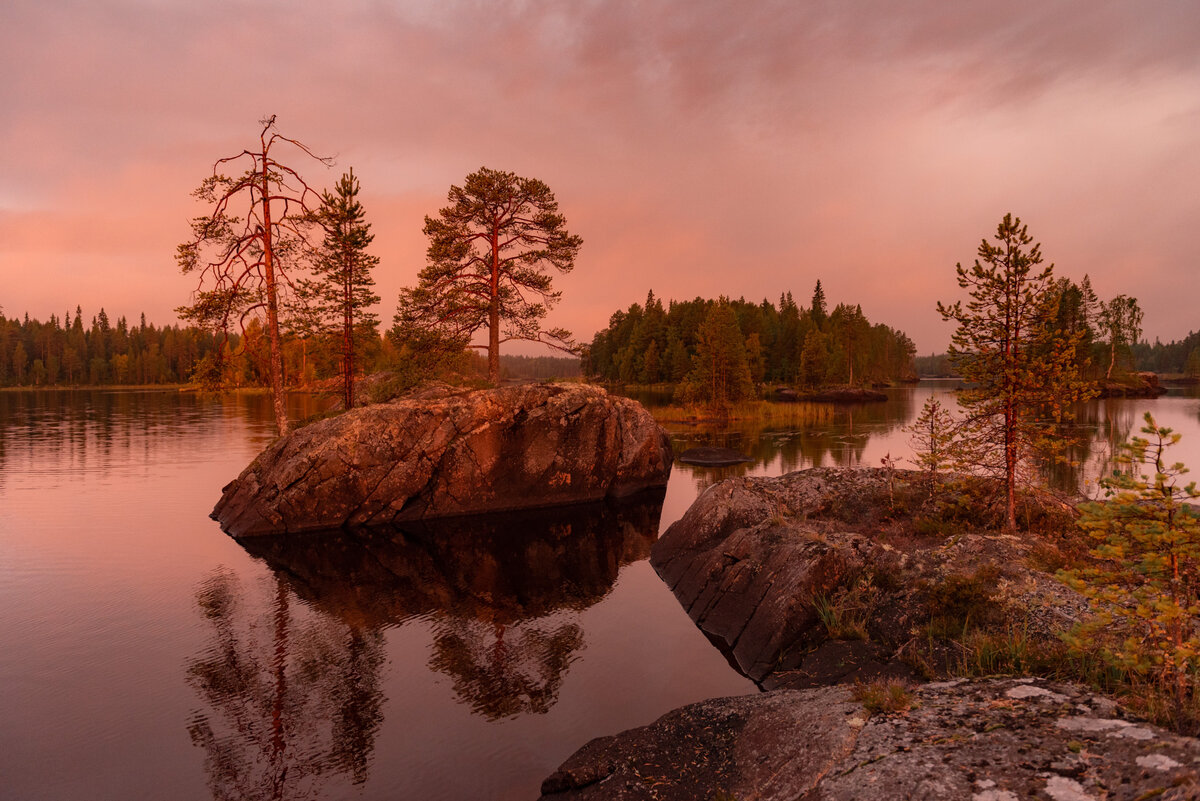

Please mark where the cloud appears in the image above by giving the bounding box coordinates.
[2,0,1199,349]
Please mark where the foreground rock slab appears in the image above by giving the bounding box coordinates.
[213,383,672,536]
[540,677,1200,801]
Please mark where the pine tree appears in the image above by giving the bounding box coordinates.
[937,213,1095,531]
[396,167,582,383]
[1063,414,1200,714]
[177,116,330,436]
[904,397,962,497]
[296,169,381,409]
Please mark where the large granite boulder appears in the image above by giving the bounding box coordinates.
[213,383,672,536]
[651,468,1086,687]
[540,677,1200,800]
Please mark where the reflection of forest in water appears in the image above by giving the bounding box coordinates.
[627,385,1200,494]
[0,389,330,491]
[657,394,916,491]
[186,495,663,798]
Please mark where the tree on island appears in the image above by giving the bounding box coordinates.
[678,299,755,415]
[395,167,583,384]
[177,115,331,436]
[937,213,1094,531]
[293,169,381,410]
[1101,294,1144,379]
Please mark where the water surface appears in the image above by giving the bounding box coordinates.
[1,384,1198,799]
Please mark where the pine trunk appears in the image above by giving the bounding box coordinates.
[488,230,501,384]
[261,164,289,438]
[343,244,354,410]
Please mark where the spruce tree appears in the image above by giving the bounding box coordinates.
[296,169,381,409]
[811,280,828,329]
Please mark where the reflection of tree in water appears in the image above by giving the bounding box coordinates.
[429,617,583,720]
[1041,400,1139,495]
[669,396,912,491]
[186,568,385,801]
[233,494,662,723]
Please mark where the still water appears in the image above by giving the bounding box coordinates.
[1,383,1198,800]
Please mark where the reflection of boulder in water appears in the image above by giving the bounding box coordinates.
[236,490,664,626]
[234,491,665,720]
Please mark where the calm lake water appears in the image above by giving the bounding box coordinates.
[2,383,1198,800]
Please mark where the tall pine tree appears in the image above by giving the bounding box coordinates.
[937,214,1094,531]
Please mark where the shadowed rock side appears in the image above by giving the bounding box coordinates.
[650,468,1086,688]
[213,383,672,536]
[540,677,1200,800]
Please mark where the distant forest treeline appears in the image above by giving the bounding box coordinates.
[583,285,917,386]
[0,307,580,388]
[917,332,1200,378]
[0,307,220,386]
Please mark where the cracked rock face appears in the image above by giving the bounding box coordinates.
[539,677,1200,801]
[212,383,672,536]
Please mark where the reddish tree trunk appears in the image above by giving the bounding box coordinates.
[488,229,501,384]
[343,232,354,409]
[261,162,289,438]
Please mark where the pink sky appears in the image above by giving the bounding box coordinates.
[2,0,1198,353]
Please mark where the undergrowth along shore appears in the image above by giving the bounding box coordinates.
[803,455,1200,736]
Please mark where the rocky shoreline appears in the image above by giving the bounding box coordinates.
[1095,372,1169,398]
[540,467,1200,799]
[540,677,1200,800]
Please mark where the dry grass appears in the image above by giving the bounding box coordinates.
[852,679,915,714]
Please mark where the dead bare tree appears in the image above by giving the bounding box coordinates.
[177,115,331,436]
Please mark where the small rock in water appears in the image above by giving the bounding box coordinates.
[677,447,752,467]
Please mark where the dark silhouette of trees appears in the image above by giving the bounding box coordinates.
[294,169,381,409]
[679,299,755,413]
[395,167,583,383]
[177,115,331,435]
[937,213,1094,531]
[584,291,915,390]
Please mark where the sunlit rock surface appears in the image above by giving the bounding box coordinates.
[540,677,1200,800]
[212,383,672,536]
